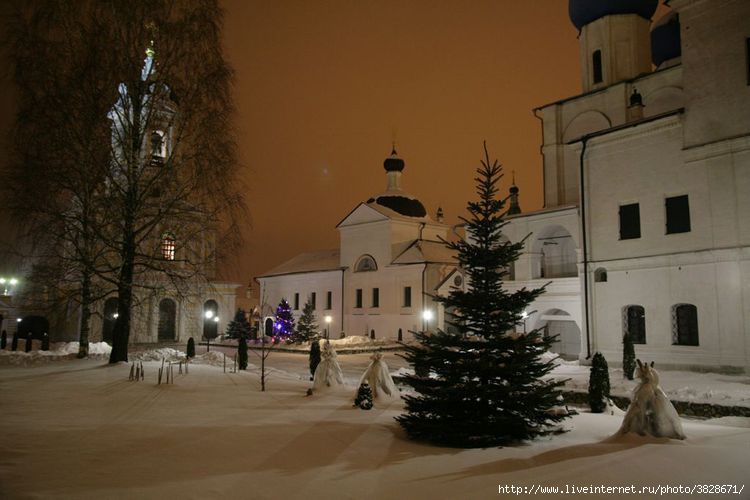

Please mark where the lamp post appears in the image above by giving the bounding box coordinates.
[422,309,433,332]
[324,315,332,339]
[520,309,537,334]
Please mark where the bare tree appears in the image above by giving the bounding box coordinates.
[3,0,245,362]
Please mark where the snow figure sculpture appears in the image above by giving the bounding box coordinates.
[357,352,397,400]
[312,340,343,391]
[617,360,685,440]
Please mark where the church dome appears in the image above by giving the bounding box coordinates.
[569,0,658,31]
[651,11,681,67]
[383,148,405,172]
[366,194,427,218]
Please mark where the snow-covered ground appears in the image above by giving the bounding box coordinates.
[1,347,749,499]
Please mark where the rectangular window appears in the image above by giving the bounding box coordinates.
[372,288,379,308]
[674,304,699,346]
[326,291,332,310]
[592,49,603,84]
[403,286,412,307]
[619,203,641,240]
[666,195,691,234]
[294,293,299,310]
[355,289,362,309]
[311,292,316,310]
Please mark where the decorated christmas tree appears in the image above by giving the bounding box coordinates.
[273,299,295,340]
[225,308,252,339]
[588,352,610,413]
[292,300,318,343]
[396,143,568,448]
[353,382,374,410]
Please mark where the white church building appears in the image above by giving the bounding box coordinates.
[503,0,750,372]
[257,150,458,341]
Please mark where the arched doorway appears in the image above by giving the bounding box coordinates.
[102,297,118,344]
[532,225,578,279]
[158,299,177,341]
[16,315,50,340]
[203,300,219,340]
[535,308,581,360]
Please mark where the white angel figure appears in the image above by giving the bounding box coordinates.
[312,340,344,391]
[356,352,397,400]
[617,359,685,440]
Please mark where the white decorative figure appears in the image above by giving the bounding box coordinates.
[312,340,343,391]
[617,360,685,440]
[356,352,398,401]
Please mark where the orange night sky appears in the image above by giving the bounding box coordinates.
[0,1,671,286]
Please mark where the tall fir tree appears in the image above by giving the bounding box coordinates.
[293,300,319,343]
[225,309,252,339]
[396,143,568,448]
[273,299,295,340]
[623,332,636,380]
[588,352,611,413]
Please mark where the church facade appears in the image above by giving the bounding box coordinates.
[503,0,750,371]
[257,151,457,341]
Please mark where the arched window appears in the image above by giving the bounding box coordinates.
[354,255,377,272]
[672,304,698,346]
[151,130,166,158]
[592,49,603,84]
[623,305,646,344]
[161,232,176,261]
[594,268,608,282]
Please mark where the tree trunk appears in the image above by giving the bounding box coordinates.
[77,272,92,358]
[109,221,136,363]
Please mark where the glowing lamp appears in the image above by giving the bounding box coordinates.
[204,310,214,319]
[422,310,433,322]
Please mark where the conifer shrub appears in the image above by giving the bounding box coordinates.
[309,340,321,381]
[623,332,636,381]
[354,382,373,410]
[238,336,248,370]
[588,352,610,413]
[187,337,196,358]
[1,330,6,350]
[25,334,32,353]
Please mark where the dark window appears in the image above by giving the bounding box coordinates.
[311,292,316,310]
[746,37,750,85]
[665,195,691,234]
[326,291,332,310]
[294,293,299,310]
[619,203,641,240]
[403,286,412,307]
[594,268,608,282]
[372,288,379,308]
[625,305,646,344]
[355,289,362,308]
[673,304,699,346]
[592,50,603,84]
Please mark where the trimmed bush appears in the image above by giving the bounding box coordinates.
[186,337,196,358]
[238,336,248,370]
[588,352,611,413]
[41,333,50,351]
[309,340,321,380]
[354,382,373,410]
[1,330,6,350]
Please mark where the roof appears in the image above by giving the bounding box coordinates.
[257,249,344,278]
[566,108,684,145]
[392,239,457,265]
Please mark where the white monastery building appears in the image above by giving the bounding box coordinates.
[257,150,457,341]
[504,0,750,372]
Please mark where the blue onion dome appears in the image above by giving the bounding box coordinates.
[651,11,681,66]
[383,147,405,172]
[569,0,658,31]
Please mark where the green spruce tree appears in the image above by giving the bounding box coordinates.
[186,337,196,358]
[225,309,252,340]
[309,339,321,381]
[238,336,248,370]
[293,300,318,343]
[396,143,568,448]
[623,332,636,381]
[588,352,610,413]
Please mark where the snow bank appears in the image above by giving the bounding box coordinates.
[133,347,185,362]
[0,342,111,366]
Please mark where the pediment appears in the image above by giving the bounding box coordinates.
[336,203,390,228]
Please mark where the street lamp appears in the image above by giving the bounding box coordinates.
[422,309,433,331]
[204,310,214,319]
[324,315,332,339]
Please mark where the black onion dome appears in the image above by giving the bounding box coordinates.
[509,184,519,195]
[375,195,427,217]
[651,12,681,66]
[383,148,405,172]
[569,0,658,30]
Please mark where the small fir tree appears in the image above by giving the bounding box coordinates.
[293,300,318,343]
[273,299,295,340]
[309,339,321,381]
[225,309,252,339]
[238,336,248,370]
[1,330,7,350]
[354,382,374,410]
[396,143,568,447]
[588,352,611,413]
[186,337,196,358]
[11,332,18,351]
[623,332,636,380]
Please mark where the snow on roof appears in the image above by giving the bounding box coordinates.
[257,249,344,278]
[392,239,457,265]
